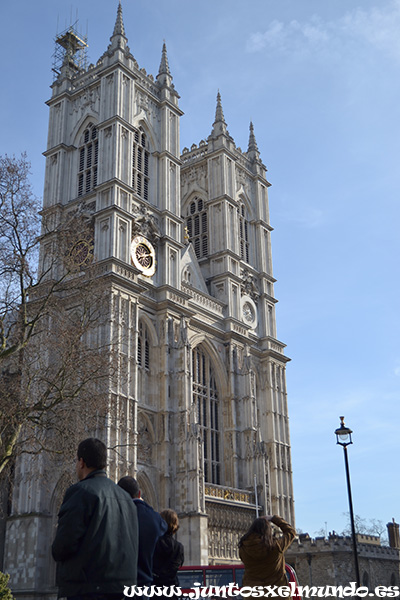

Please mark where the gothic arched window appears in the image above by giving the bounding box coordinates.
[238,203,250,263]
[186,197,208,259]
[78,123,98,197]
[192,347,220,484]
[137,321,150,370]
[132,129,149,202]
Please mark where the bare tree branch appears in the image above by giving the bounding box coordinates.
[0,154,111,474]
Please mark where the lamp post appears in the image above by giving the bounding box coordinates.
[334,416,360,587]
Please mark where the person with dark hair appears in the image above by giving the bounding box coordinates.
[76,437,107,470]
[117,476,167,587]
[118,475,140,498]
[152,509,184,588]
[238,515,296,591]
[52,438,139,600]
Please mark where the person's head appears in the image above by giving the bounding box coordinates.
[160,509,179,535]
[117,476,140,499]
[239,516,275,550]
[76,438,107,480]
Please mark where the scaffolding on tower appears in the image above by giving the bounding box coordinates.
[52,22,88,80]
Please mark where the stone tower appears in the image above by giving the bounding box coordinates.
[3,4,294,597]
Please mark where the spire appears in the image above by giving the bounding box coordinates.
[113,1,125,37]
[215,91,226,126]
[109,1,128,52]
[157,41,173,88]
[158,41,171,76]
[247,121,260,160]
[210,91,228,137]
[247,121,267,175]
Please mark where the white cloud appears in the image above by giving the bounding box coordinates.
[300,19,330,45]
[341,2,400,59]
[246,15,331,55]
[246,0,400,63]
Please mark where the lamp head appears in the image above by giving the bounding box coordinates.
[335,416,353,447]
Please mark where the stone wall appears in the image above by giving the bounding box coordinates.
[286,533,400,594]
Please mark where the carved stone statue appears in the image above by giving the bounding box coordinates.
[132,205,161,243]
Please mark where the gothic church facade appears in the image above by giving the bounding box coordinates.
[3,5,294,597]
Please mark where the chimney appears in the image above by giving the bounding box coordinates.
[387,518,400,549]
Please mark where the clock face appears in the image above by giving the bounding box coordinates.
[240,295,258,329]
[70,240,90,265]
[242,302,255,323]
[68,235,94,268]
[131,236,156,276]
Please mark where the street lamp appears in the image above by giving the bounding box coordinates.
[334,416,360,587]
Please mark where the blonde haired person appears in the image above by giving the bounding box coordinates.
[239,515,296,592]
[152,509,184,589]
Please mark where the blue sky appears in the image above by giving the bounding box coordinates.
[1,0,399,538]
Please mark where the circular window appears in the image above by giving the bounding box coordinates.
[131,236,156,277]
[240,295,258,329]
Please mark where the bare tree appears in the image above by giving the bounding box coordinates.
[0,153,41,361]
[0,154,111,474]
[341,513,389,545]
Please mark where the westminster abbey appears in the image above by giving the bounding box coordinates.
[3,4,294,597]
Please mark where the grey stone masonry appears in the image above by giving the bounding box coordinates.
[286,531,400,597]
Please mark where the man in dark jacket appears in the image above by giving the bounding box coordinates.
[52,438,139,599]
[118,476,167,587]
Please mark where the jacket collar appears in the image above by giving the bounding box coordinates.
[83,469,107,480]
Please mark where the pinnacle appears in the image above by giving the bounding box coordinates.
[248,121,260,154]
[113,1,126,38]
[214,91,226,125]
[158,41,171,76]
[210,91,229,138]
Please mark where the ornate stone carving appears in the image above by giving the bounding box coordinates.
[182,266,191,284]
[178,317,189,347]
[137,412,153,464]
[250,369,256,397]
[232,345,240,373]
[178,412,186,439]
[242,350,252,374]
[259,363,269,391]
[236,167,250,193]
[227,431,234,456]
[135,92,159,126]
[245,432,255,460]
[132,205,161,243]
[168,317,175,347]
[71,86,100,116]
[181,165,208,194]
[159,318,166,343]
[206,501,257,561]
[255,437,267,458]
[240,268,259,299]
